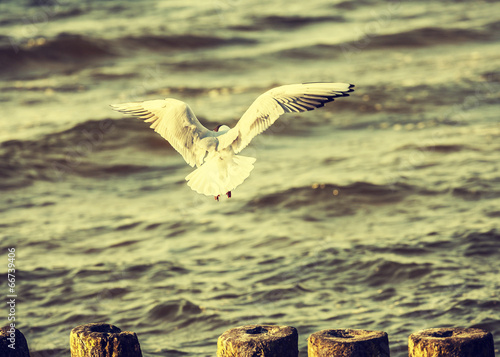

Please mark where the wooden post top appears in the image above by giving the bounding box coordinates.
[217,324,298,357]
[409,327,494,357]
[310,328,388,342]
[70,323,142,357]
[308,328,390,357]
[410,327,492,341]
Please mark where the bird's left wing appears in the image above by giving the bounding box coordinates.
[110,99,210,167]
[217,82,354,153]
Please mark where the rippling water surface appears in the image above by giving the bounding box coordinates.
[1,0,499,356]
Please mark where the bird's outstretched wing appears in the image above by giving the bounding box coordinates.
[110,99,210,167]
[218,82,354,153]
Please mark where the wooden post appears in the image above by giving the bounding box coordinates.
[217,324,298,357]
[408,327,494,357]
[70,323,142,357]
[0,326,30,357]
[308,328,390,357]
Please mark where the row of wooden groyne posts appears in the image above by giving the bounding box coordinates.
[0,323,496,356]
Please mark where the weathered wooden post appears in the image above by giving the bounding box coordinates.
[70,323,142,357]
[308,328,390,357]
[217,324,298,357]
[408,327,494,357]
[0,326,30,357]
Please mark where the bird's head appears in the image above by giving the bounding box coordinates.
[213,124,230,133]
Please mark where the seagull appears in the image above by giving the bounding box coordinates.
[111,82,354,200]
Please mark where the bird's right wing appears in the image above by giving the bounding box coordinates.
[217,82,354,153]
[110,99,210,167]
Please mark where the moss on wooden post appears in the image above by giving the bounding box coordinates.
[0,326,30,357]
[308,328,390,357]
[217,324,298,357]
[408,327,494,357]
[70,323,142,357]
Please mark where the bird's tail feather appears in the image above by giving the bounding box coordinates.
[185,155,256,196]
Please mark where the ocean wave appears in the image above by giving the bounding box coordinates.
[0,32,256,77]
[333,0,370,10]
[461,230,500,257]
[229,15,345,31]
[0,118,175,190]
[355,27,492,49]
[165,57,257,72]
[23,266,70,281]
[121,34,256,50]
[245,182,438,213]
[266,26,493,63]
[364,260,433,287]
[0,33,112,72]
[397,144,477,153]
[249,286,306,303]
[273,44,341,60]
[452,178,500,201]
[147,299,203,321]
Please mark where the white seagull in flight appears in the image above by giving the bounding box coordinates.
[111,82,354,200]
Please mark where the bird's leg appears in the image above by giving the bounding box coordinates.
[226,191,231,198]
[214,195,220,201]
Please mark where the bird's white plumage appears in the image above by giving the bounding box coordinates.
[185,153,256,196]
[110,99,213,167]
[217,82,354,153]
[111,82,354,197]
